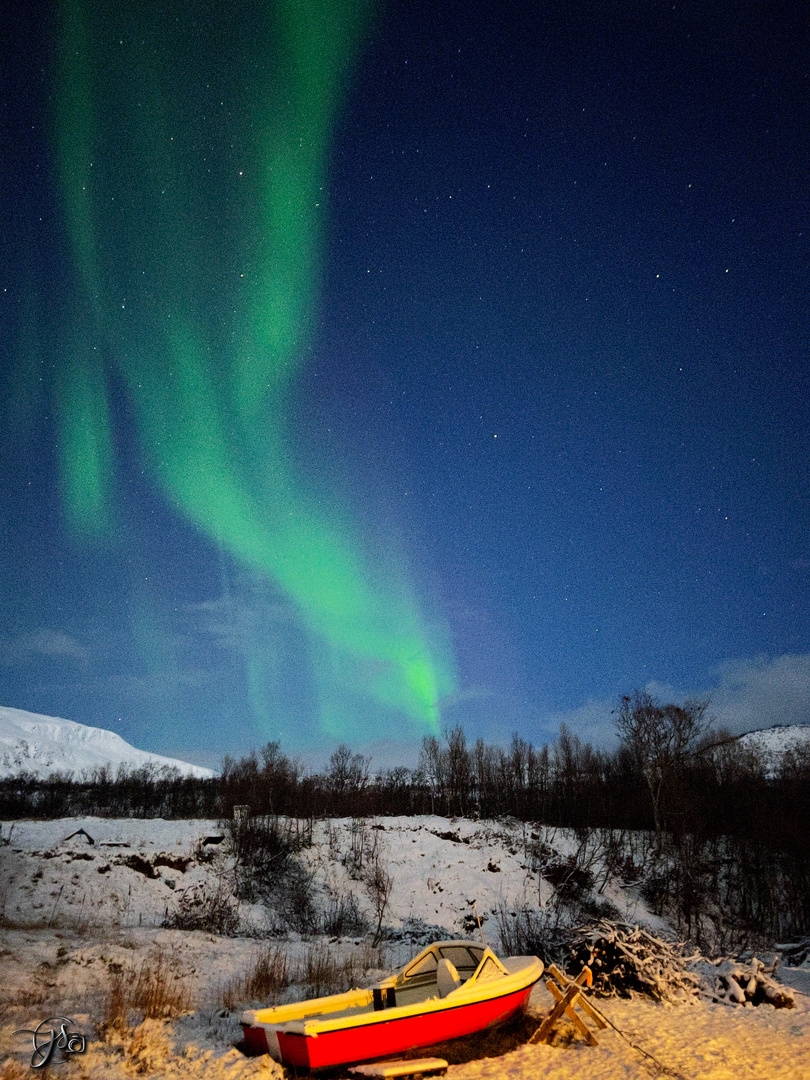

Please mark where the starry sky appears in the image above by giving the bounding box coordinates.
[1,0,808,769]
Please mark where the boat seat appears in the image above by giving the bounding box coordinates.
[436,958,462,997]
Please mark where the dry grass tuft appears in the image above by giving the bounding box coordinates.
[303,942,342,998]
[98,949,192,1036]
[0,1059,30,1080]
[222,941,388,1011]
[222,946,291,1010]
[300,941,389,998]
[132,951,192,1019]
[123,1017,173,1075]
[100,968,130,1034]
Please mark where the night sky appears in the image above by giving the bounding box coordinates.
[1,0,808,769]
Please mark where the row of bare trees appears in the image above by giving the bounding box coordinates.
[1,695,807,849]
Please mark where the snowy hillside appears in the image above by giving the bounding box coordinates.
[736,722,810,771]
[0,815,661,940]
[0,705,214,779]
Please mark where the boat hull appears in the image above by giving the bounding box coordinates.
[241,940,543,1071]
[244,981,535,1070]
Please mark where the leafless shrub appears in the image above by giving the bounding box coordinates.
[229,815,308,904]
[338,819,393,944]
[227,814,320,933]
[495,905,575,965]
[343,817,383,878]
[500,827,622,963]
[162,879,240,935]
[321,891,368,937]
[367,859,393,947]
[273,862,319,934]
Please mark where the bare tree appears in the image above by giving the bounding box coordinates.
[444,725,472,816]
[472,738,497,817]
[326,745,369,811]
[418,735,446,815]
[615,690,710,842]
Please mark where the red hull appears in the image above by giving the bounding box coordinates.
[272,982,534,1070]
[240,1025,270,1055]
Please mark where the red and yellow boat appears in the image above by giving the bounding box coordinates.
[240,940,543,1071]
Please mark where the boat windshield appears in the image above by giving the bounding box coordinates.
[401,943,488,986]
[436,945,484,976]
[402,951,438,980]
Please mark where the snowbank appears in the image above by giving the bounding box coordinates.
[1,814,808,1078]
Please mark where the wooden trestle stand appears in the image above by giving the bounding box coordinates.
[531,964,608,1046]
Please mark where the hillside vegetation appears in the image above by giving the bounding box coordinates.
[2,694,808,949]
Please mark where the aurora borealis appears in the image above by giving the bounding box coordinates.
[50,0,453,742]
[5,0,455,751]
[2,0,808,766]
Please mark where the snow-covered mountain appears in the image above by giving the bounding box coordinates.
[736,722,810,770]
[0,706,214,779]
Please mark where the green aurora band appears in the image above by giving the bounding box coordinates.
[52,0,454,739]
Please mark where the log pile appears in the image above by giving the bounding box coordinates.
[568,920,701,1003]
[568,919,795,1009]
[694,956,794,1009]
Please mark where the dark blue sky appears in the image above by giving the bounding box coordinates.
[1,0,808,768]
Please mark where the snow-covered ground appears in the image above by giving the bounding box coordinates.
[0,815,663,939]
[1,815,808,1078]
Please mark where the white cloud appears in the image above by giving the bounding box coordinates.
[708,653,810,735]
[0,629,90,666]
[541,653,810,749]
[542,696,620,749]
